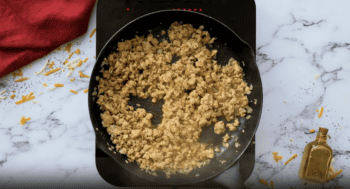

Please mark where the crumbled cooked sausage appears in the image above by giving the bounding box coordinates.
[97,22,251,177]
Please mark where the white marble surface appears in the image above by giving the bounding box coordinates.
[0,0,350,188]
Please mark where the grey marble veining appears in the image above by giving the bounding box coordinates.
[0,0,350,188]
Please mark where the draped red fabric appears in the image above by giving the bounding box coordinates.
[0,0,96,78]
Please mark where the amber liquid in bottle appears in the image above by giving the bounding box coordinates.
[299,127,333,183]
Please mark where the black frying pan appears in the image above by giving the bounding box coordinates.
[88,10,263,185]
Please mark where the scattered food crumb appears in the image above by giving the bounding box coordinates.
[161,30,166,35]
[67,52,74,60]
[54,84,64,88]
[317,103,320,105]
[242,61,245,66]
[77,60,84,67]
[20,116,31,126]
[12,91,15,93]
[64,60,69,65]
[290,139,293,142]
[283,101,287,103]
[79,71,90,78]
[93,56,96,59]
[272,152,283,163]
[42,83,48,87]
[35,60,50,75]
[339,126,343,130]
[284,154,298,165]
[70,89,78,94]
[0,90,6,95]
[75,48,81,54]
[64,43,73,53]
[246,115,251,120]
[315,74,321,79]
[62,69,65,72]
[83,58,89,63]
[39,92,43,95]
[12,68,23,77]
[31,100,38,104]
[89,28,96,38]
[259,179,268,186]
[14,77,30,82]
[242,129,245,133]
[327,169,343,182]
[90,40,92,42]
[15,92,35,105]
[317,107,324,118]
[309,129,315,133]
[44,68,61,76]
[254,99,257,105]
[10,94,15,99]
[70,78,75,82]
[271,180,274,188]
[48,61,55,69]
[84,89,89,93]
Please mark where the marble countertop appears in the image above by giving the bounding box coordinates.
[1,0,349,188]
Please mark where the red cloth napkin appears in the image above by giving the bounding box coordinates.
[0,0,96,79]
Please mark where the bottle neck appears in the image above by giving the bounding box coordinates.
[316,133,328,144]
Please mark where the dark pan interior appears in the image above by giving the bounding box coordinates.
[88,10,263,185]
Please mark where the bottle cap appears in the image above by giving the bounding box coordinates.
[319,127,328,135]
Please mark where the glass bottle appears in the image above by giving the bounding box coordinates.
[299,127,333,183]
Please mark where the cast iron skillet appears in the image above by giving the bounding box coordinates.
[88,10,263,185]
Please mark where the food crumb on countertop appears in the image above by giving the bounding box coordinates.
[70,89,78,94]
[67,52,74,60]
[89,28,96,38]
[83,58,89,62]
[10,94,15,99]
[35,60,50,75]
[259,179,268,186]
[77,60,84,67]
[44,68,61,76]
[48,61,55,69]
[70,78,75,82]
[284,154,298,165]
[315,74,321,79]
[272,152,283,163]
[339,126,343,129]
[79,71,90,78]
[42,83,48,87]
[83,89,89,93]
[271,180,274,188]
[317,107,324,118]
[12,68,23,77]
[309,129,315,133]
[75,48,81,54]
[15,92,35,105]
[64,43,73,53]
[283,101,287,103]
[15,77,30,82]
[54,84,64,88]
[20,116,31,126]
